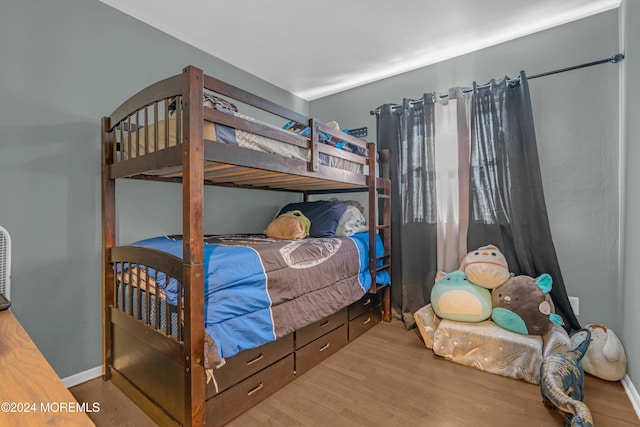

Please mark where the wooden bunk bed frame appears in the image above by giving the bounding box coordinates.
[101,65,391,426]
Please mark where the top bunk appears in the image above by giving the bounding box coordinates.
[101,65,381,193]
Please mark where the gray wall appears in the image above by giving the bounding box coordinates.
[311,11,624,351]
[622,0,640,386]
[0,0,305,378]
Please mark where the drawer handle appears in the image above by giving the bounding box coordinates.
[319,342,331,352]
[363,298,372,306]
[363,316,371,325]
[320,320,330,328]
[246,354,264,366]
[247,382,264,396]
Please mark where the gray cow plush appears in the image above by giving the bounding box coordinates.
[540,328,593,427]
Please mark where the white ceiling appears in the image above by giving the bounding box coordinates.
[100,0,620,101]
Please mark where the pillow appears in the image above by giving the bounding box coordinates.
[277,200,347,238]
[265,210,310,240]
[329,197,364,214]
[336,205,367,237]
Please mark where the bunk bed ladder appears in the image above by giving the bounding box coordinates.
[368,144,391,322]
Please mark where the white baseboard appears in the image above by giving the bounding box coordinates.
[61,366,102,388]
[622,374,640,421]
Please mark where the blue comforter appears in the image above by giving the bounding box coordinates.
[129,232,389,367]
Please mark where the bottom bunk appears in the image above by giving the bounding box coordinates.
[109,290,385,426]
[104,232,389,426]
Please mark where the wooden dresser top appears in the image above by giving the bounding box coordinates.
[0,310,94,426]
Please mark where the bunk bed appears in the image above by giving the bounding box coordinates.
[101,65,391,427]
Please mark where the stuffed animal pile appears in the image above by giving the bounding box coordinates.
[428,243,629,399]
[430,244,564,335]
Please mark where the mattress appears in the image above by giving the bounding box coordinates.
[118,232,390,369]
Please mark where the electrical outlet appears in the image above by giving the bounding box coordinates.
[569,296,580,315]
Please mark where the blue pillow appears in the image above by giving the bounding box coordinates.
[277,200,347,238]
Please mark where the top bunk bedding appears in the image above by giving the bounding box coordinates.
[103,66,375,192]
[124,94,366,174]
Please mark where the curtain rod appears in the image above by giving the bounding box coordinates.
[528,53,624,79]
[370,53,625,115]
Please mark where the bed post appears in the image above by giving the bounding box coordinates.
[182,65,206,426]
[101,117,116,380]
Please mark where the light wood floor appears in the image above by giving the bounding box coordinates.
[71,320,640,426]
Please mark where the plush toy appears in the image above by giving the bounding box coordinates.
[540,328,593,427]
[491,274,563,335]
[326,120,340,130]
[430,270,492,323]
[573,323,627,381]
[461,244,510,289]
[265,210,310,240]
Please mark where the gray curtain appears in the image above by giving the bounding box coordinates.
[376,90,469,328]
[468,71,580,331]
[375,72,580,332]
[376,99,437,327]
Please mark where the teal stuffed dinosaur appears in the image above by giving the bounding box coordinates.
[540,328,593,427]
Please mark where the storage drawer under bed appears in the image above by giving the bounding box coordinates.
[348,292,381,320]
[295,308,347,349]
[206,333,293,398]
[295,323,348,375]
[349,307,382,340]
[206,354,295,427]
